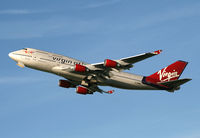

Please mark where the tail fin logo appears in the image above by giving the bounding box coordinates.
[146,61,188,83]
[158,67,179,82]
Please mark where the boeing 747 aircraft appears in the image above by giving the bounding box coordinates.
[8,48,191,95]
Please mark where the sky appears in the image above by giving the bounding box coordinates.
[0,0,199,138]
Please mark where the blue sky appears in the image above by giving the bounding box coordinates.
[0,0,199,138]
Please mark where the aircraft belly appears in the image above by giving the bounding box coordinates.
[105,72,156,90]
[61,72,85,81]
[51,67,85,81]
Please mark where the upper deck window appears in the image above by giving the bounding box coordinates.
[23,48,27,50]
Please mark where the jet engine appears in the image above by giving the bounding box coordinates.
[74,64,89,72]
[59,80,73,88]
[104,59,120,68]
[76,86,92,95]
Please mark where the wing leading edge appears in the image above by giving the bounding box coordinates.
[91,50,162,70]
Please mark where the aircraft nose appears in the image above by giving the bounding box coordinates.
[8,52,13,58]
[8,52,15,60]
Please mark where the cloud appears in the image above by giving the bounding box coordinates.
[0,76,46,84]
[84,0,121,8]
[0,9,34,15]
[0,2,199,40]
[170,130,200,138]
[124,3,200,31]
[0,17,102,39]
[0,9,50,15]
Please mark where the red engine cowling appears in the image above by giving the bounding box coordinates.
[74,64,88,72]
[104,59,119,68]
[59,80,72,88]
[76,86,89,95]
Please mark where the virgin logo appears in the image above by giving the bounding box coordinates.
[157,67,179,82]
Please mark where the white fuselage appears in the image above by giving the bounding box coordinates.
[9,48,156,90]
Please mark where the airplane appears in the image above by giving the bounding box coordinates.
[8,48,191,95]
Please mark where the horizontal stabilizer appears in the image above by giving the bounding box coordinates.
[158,78,192,88]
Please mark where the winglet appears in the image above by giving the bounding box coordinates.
[153,50,162,55]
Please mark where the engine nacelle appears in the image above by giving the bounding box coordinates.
[59,80,72,88]
[76,86,91,95]
[74,64,89,72]
[104,59,119,68]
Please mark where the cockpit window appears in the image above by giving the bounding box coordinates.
[23,48,27,50]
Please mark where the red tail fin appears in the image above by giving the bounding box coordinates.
[146,61,188,84]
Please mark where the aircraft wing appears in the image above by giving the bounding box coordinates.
[118,50,162,64]
[90,50,162,70]
[54,50,162,94]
